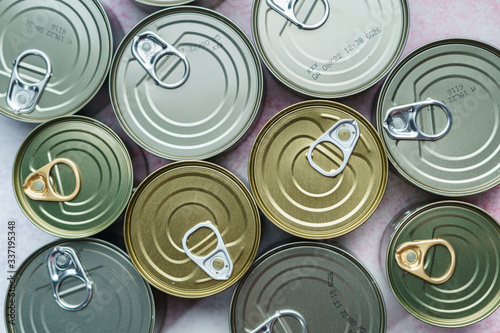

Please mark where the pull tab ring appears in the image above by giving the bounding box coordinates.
[383,98,452,140]
[266,0,329,30]
[182,221,233,280]
[307,119,360,177]
[23,158,81,202]
[132,31,190,89]
[250,310,308,333]
[47,246,93,311]
[395,238,456,284]
[6,49,52,114]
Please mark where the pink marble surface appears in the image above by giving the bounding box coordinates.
[1,0,499,332]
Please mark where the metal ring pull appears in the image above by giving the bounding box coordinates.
[132,31,190,89]
[307,119,360,177]
[250,310,308,333]
[23,158,81,202]
[266,0,329,30]
[383,98,452,140]
[182,221,233,280]
[6,49,52,114]
[395,238,456,284]
[47,246,93,311]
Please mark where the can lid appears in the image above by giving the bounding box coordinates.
[134,0,194,6]
[230,242,386,332]
[0,0,112,122]
[249,100,387,239]
[252,0,409,98]
[124,161,261,297]
[13,116,133,238]
[387,201,500,327]
[5,238,155,333]
[110,6,263,160]
[377,39,500,196]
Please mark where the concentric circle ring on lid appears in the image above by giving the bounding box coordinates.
[12,116,133,238]
[110,6,263,160]
[249,100,387,239]
[0,0,112,122]
[251,0,409,98]
[386,201,500,327]
[124,161,261,298]
[377,39,500,196]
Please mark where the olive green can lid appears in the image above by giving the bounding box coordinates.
[230,242,386,332]
[252,0,409,98]
[110,6,263,160]
[13,116,134,238]
[386,201,500,327]
[124,161,261,298]
[4,238,155,333]
[377,39,500,196]
[0,0,112,122]
[249,100,388,239]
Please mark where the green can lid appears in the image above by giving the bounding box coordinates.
[110,6,263,160]
[0,0,112,122]
[377,39,500,196]
[4,238,155,332]
[13,116,133,238]
[230,242,386,332]
[386,201,500,327]
[252,0,409,98]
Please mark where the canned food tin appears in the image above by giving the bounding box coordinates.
[124,161,261,297]
[13,116,133,238]
[0,0,112,122]
[252,0,409,98]
[110,6,263,160]
[134,0,193,7]
[249,100,387,239]
[382,201,500,327]
[4,238,155,332]
[230,242,386,332]
[377,39,500,196]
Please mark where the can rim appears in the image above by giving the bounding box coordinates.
[385,200,500,327]
[109,6,263,160]
[251,0,410,98]
[124,160,261,298]
[12,115,133,238]
[229,241,387,332]
[4,238,155,333]
[0,0,113,123]
[134,0,194,6]
[248,100,388,239]
[376,38,500,196]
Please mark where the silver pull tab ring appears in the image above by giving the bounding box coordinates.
[307,119,360,177]
[383,98,452,140]
[250,310,308,333]
[266,0,329,30]
[47,246,93,311]
[131,31,190,89]
[182,221,233,280]
[6,49,52,114]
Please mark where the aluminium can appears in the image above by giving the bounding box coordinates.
[13,116,134,238]
[249,100,388,239]
[4,238,155,332]
[381,200,500,327]
[251,0,409,98]
[230,242,386,332]
[0,0,112,122]
[124,160,261,298]
[376,39,500,196]
[110,6,263,161]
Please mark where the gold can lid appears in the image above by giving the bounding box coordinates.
[249,100,387,239]
[124,161,260,297]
